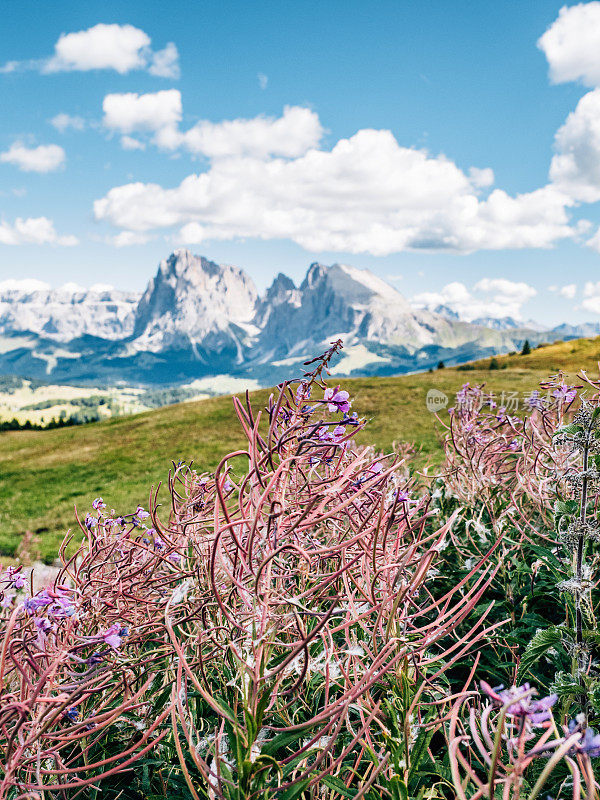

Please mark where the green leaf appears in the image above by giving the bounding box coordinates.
[554,424,582,438]
[407,727,435,790]
[516,627,563,684]
[321,775,357,797]
[278,778,312,800]
[260,729,305,757]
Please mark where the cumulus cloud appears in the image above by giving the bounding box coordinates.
[586,225,600,251]
[582,280,600,313]
[102,90,183,140]
[550,88,600,202]
[85,4,600,255]
[0,217,78,246]
[94,126,574,255]
[50,113,85,132]
[412,278,537,321]
[101,96,323,159]
[172,105,324,159]
[110,230,152,247]
[0,142,65,173]
[1,24,179,77]
[549,283,577,298]
[538,3,600,87]
[148,42,180,79]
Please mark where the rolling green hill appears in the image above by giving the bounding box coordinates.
[2,335,600,563]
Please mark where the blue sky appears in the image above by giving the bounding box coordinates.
[2,0,600,324]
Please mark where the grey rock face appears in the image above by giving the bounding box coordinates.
[132,250,259,360]
[0,249,591,384]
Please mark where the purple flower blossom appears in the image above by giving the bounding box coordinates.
[5,566,26,589]
[553,384,577,403]
[92,497,106,510]
[295,382,311,403]
[49,593,76,618]
[317,426,334,442]
[576,726,600,757]
[101,623,128,650]
[84,513,97,532]
[525,390,544,411]
[395,489,411,503]
[1,593,14,608]
[324,386,351,414]
[23,589,54,614]
[508,438,520,451]
[481,681,557,724]
[135,506,150,520]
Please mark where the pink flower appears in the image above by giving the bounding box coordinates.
[324,386,351,414]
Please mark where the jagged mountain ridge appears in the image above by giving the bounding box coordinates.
[0,249,593,384]
[0,281,139,342]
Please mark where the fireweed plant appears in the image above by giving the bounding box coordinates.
[0,343,500,799]
[2,345,600,798]
[439,376,600,798]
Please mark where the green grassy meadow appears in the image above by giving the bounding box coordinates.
[2,336,600,562]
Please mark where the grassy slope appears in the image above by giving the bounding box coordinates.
[2,336,599,562]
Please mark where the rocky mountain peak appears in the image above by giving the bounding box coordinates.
[132,250,259,356]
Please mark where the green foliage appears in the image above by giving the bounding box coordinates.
[516,627,564,684]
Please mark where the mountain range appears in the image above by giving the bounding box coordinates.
[0,249,596,386]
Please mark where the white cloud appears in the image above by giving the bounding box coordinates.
[0,142,65,173]
[1,24,180,78]
[94,125,574,255]
[120,136,146,151]
[102,90,183,139]
[110,230,152,247]
[45,23,150,74]
[0,217,78,246]
[550,88,600,201]
[258,72,268,90]
[468,166,495,188]
[101,98,323,160]
[173,105,324,159]
[549,282,577,298]
[181,106,323,159]
[50,113,85,132]
[582,280,600,313]
[149,42,180,78]
[538,3,600,87]
[412,278,537,321]
[587,225,600,251]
